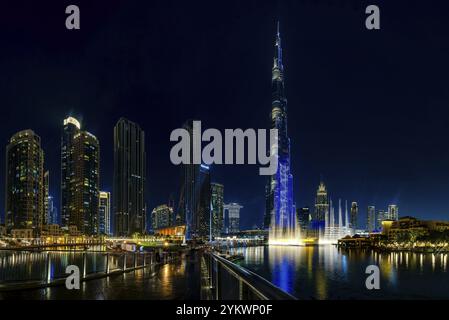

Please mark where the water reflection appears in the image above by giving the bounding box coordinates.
[233,245,449,299]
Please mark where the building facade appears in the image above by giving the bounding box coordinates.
[313,181,329,232]
[210,183,224,239]
[224,203,243,234]
[377,209,386,231]
[99,191,111,235]
[196,165,211,239]
[113,118,146,236]
[383,216,449,240]
[297,207,311,234]
[366,205,376,232]
[48,195,58,225]
[151,204,173,231]
[350,201,358,230]
[71,131,100,235]
[43,170,49,225]
[61,116,81,228]
[387,205,399,221]
[177,120,211,240]
[5,130,44,236]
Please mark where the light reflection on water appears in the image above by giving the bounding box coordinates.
[231,245,449,299]
[0,248,120,282]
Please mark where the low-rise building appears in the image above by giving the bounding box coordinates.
[0,225,6,237]
[41,224,64,236]
[11,229,33,239]
[383,216,449,240]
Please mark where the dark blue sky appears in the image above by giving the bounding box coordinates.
[1,0,449,229]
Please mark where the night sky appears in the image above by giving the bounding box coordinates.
[1,0,449,229]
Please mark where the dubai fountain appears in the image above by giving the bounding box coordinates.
[322,199,352,243]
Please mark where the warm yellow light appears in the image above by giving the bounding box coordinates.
[268,238,304,246]
[64,117,81,129]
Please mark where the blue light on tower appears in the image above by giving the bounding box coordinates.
[265,22,300,245]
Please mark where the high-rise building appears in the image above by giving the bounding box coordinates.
[177,120,211,240]
[99,191,111,235]
[224,203,242,234]
[377,209,386,231]
[43,170,50,225]
[367,205,376,232]
[48,196,58,225]
[197,165,211,239]
[113,118,146,236]
[61,116,81,228]
[177,120,196,229]
[350,202,358,230]
[151,204,173,231]
[297,207,311,233]
[5,130,44,236]
[264,23,296,237]
[210,183,224,239]
[70,131,100,235]
[313,180,329,232]
[387,205,399,221]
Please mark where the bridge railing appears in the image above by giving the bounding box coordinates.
[201,252,296,300]
[0,251,177,288]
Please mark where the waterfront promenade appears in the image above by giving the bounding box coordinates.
[0,252,201,299]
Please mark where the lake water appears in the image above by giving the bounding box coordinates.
[231,245,449,299]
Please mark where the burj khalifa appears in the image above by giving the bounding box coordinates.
[264,23,299,245]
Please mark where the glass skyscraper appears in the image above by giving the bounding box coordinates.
[99,191,111,235]
[224,203,242,234]
[313,181,329,228]
[61,117,100,235]
[5,130,44,236]
[177,120,211,240]
[61,116,80,228]
[113,118,146,236]
[43,170,49,225]
[350,201,358,230]
[72,131,100,235]
[367,205,376,232]
[151,204,173,231]
[210,183,224,239]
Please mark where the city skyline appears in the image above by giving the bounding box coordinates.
[1,1,449,230]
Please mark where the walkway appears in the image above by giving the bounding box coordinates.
[0,252,201,300]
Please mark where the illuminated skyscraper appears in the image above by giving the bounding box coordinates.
[313,180,329,232]
[151,204,173,231]
[48,196,58,225]
[377,209,386,230]
[387,204,399,221]
[210,183,224,239]
[99,191,111,235]
[224,203,243,234]
[367,205,376,232]
[264,23,296,240]
[71,131,100,235]
[43,170,50,225]
[197,165,211,239]
[177,120,211,240]
[113,118,146,236]
[297,207,311,234]
[350,201,358,230]
[61,116,81,227]
[5,130,44,236]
